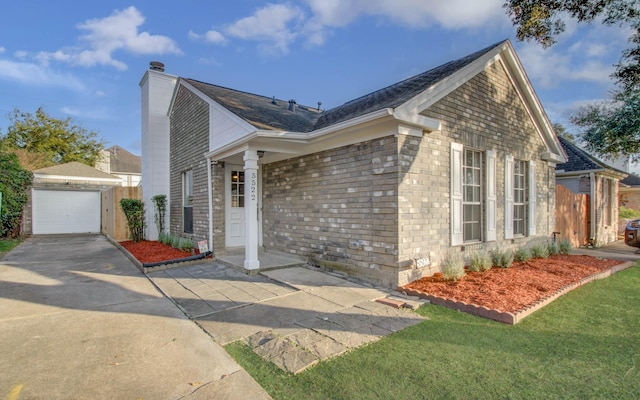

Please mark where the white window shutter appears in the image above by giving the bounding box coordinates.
[451,142,463,246]
[486,149,497,242]
[528,160,537,236]
[504,154,514,239]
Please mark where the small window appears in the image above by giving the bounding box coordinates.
[463,149,482,242]
[183,170,193,234]
[513,160,527,236]
[230,170,245,208]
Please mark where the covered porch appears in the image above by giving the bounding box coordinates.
[215,247,307,273]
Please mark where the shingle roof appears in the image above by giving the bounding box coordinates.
[184,79,322,132]
[314,41,505,130]
[33,161,120,180]
[556,136,625,174]
[622,173,640,186]
[184,40,506,133]
[106,145,141,174]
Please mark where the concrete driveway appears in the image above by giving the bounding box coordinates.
[0,234,270,400]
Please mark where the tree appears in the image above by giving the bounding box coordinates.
[0,150,33,238]
[504,0,640,161]
[0,107,105,167]
[552,122,576,143]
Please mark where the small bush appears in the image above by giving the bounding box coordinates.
[530,243,550,259]
[547,241,560,256]
[558,238,572,255]
[441,256,466,281]
[178,237,194,252]
[514,247,532,263]
[490,248,513,268]
[170,235,181,249]
[619,206,640,219]
[158,231,171,245]
[468,252,492,272]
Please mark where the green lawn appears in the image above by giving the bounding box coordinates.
[0,238,22,259]
[226,263,640,399]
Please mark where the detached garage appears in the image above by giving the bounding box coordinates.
[24,162,122,235]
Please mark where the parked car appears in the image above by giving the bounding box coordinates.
[624,219,640,248]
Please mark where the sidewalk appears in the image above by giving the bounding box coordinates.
[0,235,270,400]
[147,264,426,374]
[571,240,640,263]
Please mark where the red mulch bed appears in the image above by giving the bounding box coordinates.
[120,240,196,264]
[401,254,623,313]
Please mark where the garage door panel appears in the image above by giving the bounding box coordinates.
[33,190,101,234]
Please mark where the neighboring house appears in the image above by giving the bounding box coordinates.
[23,162,122,235]
[556,137,627,247]
[619,173,640,210]
[140,39,567,288]
[96,145,142,187]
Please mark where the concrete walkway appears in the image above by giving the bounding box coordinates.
[148,264,426,374]
[0,235,270,400]
[571,239,640,262]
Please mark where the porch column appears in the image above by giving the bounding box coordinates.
[243,150,260,270]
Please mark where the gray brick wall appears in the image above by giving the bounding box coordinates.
[262,137,401,287]
[169,86,213,247]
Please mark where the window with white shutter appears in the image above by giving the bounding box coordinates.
[450,142,463,246]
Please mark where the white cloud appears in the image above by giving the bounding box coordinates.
[0,46,5,54]
[305,0,506,29]
[189,29,227,45]
[518,38,615,89]
[224,3,305,55]
[0,60,84,90]
[199,0,508,52]
[37,6,181,70]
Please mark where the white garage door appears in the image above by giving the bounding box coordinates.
[33,190,101,234]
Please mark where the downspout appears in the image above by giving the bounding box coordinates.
[206,155,214,255]
[589,171,596,245]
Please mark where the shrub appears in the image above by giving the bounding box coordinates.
[0,151,33,238]
[151,194,167,235]
[490,248,513,268]
[619,206,640,219]
[547,241,560,256]
[158,231,171,246]
[558,238,572,255]
[530,243,550,259]
[468,252,492,272]
[440,256,466,281]
[120,198,145,242]
[178,237,194,252]
[514,247,532,263]
[170,235,181,249]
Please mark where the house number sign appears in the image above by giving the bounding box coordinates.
[250,171,257,201]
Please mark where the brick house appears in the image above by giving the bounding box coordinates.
[140,40,567,288]
[620,173,640,211]
[556,136,627,246]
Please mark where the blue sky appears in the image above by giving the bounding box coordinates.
[0,1,632,166]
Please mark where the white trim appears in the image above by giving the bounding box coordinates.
[486,149,497,242]
[528,160,537,236]
[34,174,121,184]
[450,142,464,246]
[504,154,514,239]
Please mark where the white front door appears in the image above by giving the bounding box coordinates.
[225,166,245,247]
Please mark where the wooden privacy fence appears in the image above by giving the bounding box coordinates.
[555,184,589,248]
[102,186,142,241]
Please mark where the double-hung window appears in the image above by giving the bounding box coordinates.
[505,156,536,239]
[451,143,496,246]
[513,160,527,236]
[463,150,482,242]
[183,170,193,234]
